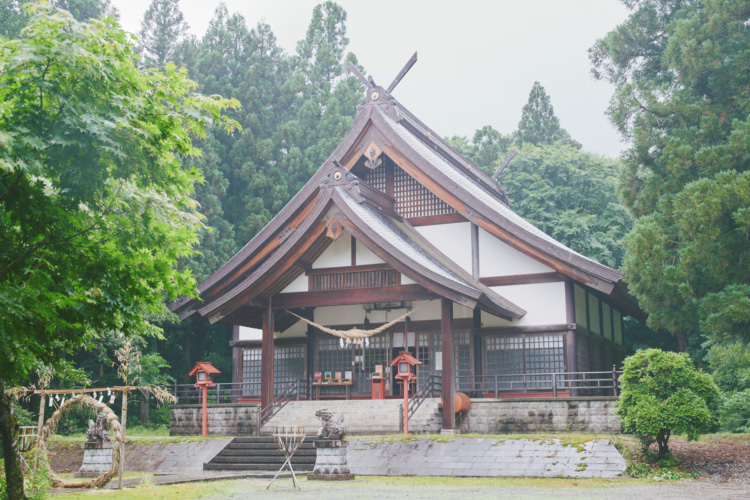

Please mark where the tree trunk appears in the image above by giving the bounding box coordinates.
[0,379,26,500]
[674,331,688,353]
[656,428,671,458]
[139,392,149,425]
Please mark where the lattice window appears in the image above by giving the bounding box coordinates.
[316,337,353,395]
[241,348,261,397]
[394,166,455,219]
[353,334,389,393]
[416,332,444,387]
[364,166,387,193]
[274,345,306,394]
[525,335,565,374]
[484,334,565,391]
[454,331,473,392]
[311,268,399,291]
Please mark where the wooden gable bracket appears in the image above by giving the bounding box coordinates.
[326,216,344,241]
[364,141,383,170]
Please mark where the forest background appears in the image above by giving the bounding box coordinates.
[2,0,748,436]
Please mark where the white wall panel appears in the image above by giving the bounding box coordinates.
[478,227,552,276]
[313,233,351,269]
[415,222,472,274]
[486,282,567,326]
[238,326,262,341]
[356,238,385,265]
[280,273,308,293]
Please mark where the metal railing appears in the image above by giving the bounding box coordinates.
[400,375,442,433]
[409,375,442,419]
[257,379,305,436]
[169,382,254,404]
[454,366,621,398]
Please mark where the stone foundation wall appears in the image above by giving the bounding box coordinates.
[169,404,259,436]
[467,397,620,434]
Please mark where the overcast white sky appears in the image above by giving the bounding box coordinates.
[112,0,632,158]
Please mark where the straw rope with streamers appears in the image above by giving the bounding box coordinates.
[37,395,122,489]
[285,300,431,341]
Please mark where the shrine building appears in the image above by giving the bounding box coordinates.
[169,57,643,432]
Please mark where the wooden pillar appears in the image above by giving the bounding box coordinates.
[306,320,315,400]
[470,225,483,395]
[231,325,240,404]
[441,298,454,431]
[118,391,128,490]
[261,302,275,409]
[564,281,578,397]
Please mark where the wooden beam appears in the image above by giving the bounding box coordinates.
[492,149,516,180]
[306,263,394,276]
[479,324,575,335]
[471,223,479,280]
[441,298,454,431]
[386,52,418,94]
[480,273,565,287]
[565,281,578,397]
[272,284,437,309]
[407,213,466,227]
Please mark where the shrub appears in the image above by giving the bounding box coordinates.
[617,348,720,457]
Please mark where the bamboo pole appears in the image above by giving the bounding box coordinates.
[33,386,138,395]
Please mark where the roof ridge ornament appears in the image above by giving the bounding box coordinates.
[349,51,418,99]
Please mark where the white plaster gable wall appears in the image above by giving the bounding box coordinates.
[238,326,262,341]
[312,231,351,269]
[280,273,307,293]
[314,300,443,326]
[415,222,472,274]
[280,319,307,337]
[478,227,553,276]
[482,282,567,327]
[355,238,385,265]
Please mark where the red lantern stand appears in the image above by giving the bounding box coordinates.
[389,352,422,435]
[188,362,221,436]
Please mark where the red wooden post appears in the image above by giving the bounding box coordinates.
[202,384,208,436]
[441,298,454,431]
[403,378,409,435]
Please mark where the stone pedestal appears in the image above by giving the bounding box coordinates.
[307,439,354,481]
[75,442,113,478]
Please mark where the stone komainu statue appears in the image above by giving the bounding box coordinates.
[315,408,345,439]
[86,412,110,443]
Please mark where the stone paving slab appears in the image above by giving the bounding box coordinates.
[347,438,627,478]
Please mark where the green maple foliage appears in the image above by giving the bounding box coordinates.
[591,0,750,349]
[0,5,238,495]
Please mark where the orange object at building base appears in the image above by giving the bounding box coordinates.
[371,378,385,399]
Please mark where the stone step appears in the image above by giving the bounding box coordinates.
[204,463,313,472]
[212,455,316,465]
[220,448,316,457]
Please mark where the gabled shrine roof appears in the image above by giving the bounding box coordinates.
[170,57,644,326]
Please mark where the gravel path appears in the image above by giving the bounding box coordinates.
[200,478,750,500]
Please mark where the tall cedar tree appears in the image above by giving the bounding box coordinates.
[153,3,363,383]
[0,0,118,38]
[0,5,238,496]
[590,0,750,350]
[513,81,580,148]
[138,0,189,68]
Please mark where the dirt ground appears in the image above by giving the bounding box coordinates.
[668,434,750,484]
